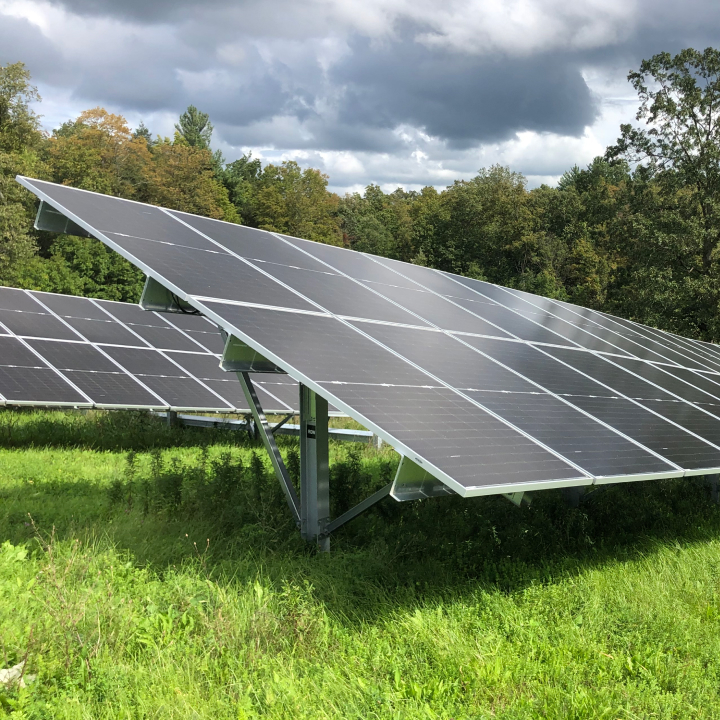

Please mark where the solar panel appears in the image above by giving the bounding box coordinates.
[18,176,720,504]
[0,284,300,413]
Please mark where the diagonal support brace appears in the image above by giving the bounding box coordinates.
[238,371,300,526]
[324,483,391,535]
[271,413,295,435]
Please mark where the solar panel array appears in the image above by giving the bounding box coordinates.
[18,176,720,498]
[0,285,300,413]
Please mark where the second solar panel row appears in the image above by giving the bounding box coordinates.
[0,287,299,413]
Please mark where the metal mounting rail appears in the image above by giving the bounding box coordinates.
[152,412,374,442]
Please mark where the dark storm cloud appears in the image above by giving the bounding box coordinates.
[55,0,231,22]
[333,30,598,148]
[0,14,66,85]
[4,0,720,165]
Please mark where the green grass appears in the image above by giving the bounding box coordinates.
[2,408,720,718]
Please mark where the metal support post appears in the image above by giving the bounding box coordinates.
[325,483,391,535]
[561,486,586,508]
[271,414,295,435]
[166,410,178,428]
[238,372,300,526]
[705,474,720,504]
[300,384,330,551]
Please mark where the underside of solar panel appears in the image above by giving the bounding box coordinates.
[16,175,720,505]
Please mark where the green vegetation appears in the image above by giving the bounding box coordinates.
[1,408,720,717]
[4,48,720,339]
[3,46,720,717]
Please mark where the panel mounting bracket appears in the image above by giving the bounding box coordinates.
[502,491,533,507]
[140,276,200,314]
[390,455,457,501]
[34,200,92,237]
[222,334,287,374]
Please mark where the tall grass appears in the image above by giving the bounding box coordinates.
[1,408,720,717]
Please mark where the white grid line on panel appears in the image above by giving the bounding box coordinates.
[189,296,331,317]
[529,342,720,454]
[503,284,711,371]
[110,231,231,257]
[435,270,655,362]
[530,293,720,373]
[90,299,236,412]
[253,383,295,413]
[0,316,93,405]
[591,308,720,369]
[164,208,593,484]
[604,312,720,373]
[152,312,217,352]
[312,253,683,472]
[26,291,170,409]
[578,350,720,423]
[622,357,720,401]
[420,269,720,456]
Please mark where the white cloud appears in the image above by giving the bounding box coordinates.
[1,0,714,193]
[323,0,638,55]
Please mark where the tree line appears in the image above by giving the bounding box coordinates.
[2,48,720,340]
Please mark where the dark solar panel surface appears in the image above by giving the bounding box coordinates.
[101,232,318,311]
[0,284,301,413]
[465,390,674,477]
[256,263,428,325]
[319,383,584,490]
[0,309,79,340]
[0,365,89,404]
[20,175,720,497]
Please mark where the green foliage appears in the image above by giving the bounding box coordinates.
[2,409,720,716]
[0,62,46,288]
[175,105,214,150]
[6,52,720,343]
[252,161,342,244]
[132,121,154,146]
[603,48,720,335]
[38,235,145,301]
[222,152,262,225]
[0,62,42,155]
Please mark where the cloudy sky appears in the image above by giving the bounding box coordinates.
[1,0,718,193]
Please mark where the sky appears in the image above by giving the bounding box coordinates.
[1,0,719,194]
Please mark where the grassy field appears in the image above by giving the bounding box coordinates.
[1,409,720,718]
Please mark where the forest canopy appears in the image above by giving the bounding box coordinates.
[2,48,720,340]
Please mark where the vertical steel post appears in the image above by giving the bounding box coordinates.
[300,384,330,551]
[708,475,719,504]
[166,410,178,428]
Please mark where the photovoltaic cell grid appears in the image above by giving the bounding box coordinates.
[18,176,720,497]
[0,284,300,413]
